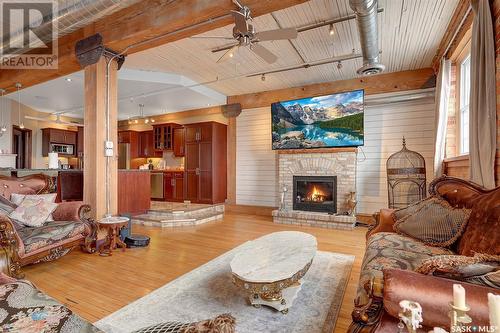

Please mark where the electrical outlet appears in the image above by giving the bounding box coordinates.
[104,141,114,157]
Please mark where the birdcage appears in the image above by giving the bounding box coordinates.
[386,138,426,209]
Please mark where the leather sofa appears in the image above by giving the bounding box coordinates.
[0,175,97,277]
[348,176,500,332]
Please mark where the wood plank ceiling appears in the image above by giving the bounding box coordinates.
[124,0,458,97]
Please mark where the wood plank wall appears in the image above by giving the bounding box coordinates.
[236,107,278,206]
[234,92,436,215]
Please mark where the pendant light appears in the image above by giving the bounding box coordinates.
[0,89,6,136]
[139,103,154,124]
[15,83,24,129]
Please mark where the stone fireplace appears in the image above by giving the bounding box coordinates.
[272,150,357,229]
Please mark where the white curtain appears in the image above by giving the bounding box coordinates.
[469,0,496,189]
[433,58,451,177]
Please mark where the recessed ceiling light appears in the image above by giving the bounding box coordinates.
[229,53,234,58]
[65,78,72,82]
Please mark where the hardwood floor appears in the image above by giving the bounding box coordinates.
[23,212,367,332]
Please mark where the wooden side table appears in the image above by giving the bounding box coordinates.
[98,216,129,256]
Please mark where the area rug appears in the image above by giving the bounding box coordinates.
[95,246,354,333]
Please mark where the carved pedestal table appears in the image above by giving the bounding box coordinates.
[230,231,317,314]
[97,216,129,256]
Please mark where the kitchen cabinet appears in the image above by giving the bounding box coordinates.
[139,131,155,158]
[118,130,140,158]
[163,171,184,202]
[42,128,78,156]
[173,127,185,157]
[77,127,84,156]
[153,123,181,151]
[184,122,226,204]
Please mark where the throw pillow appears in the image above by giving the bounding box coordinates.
[132,314,235,333]
[393,196,472,247]
[415,253,500,289]
[0,196,16,215]
[392,196,434,221]
[457,189,500,255]
[11,193,57,222]
[8,197,58,228]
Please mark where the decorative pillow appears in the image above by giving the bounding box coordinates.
[8,197,58,228]
[132,314,235,333]
[11,193,57,222]
[415,253,500,289]
[0,196,16,215]
[392,196,434,221]
[393,196,471,247]
[457,189,500,255]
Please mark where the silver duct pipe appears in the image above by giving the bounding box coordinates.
[349,0,385,75]
[3,0,140,55]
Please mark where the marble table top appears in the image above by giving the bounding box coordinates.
[230,231,317,283]
[98,216,130,225]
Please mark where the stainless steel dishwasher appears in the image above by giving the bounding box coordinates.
[151,172,164,199]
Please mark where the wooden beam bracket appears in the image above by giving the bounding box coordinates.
[75,33,125,70]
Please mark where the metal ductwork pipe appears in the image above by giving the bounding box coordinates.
[3,0,141,55]
[349,0,385,75]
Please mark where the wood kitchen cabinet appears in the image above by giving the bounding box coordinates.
[173,127,185,157]
[77,127,84,156]
[164,171,184,202]
[42,128,78,156]
[184,122,226,204]
[118,130,140,158]
[153,123,181,152]
[139,131,156,158]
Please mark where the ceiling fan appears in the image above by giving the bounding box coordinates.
[24,114,84,127]
[193,0,298,64]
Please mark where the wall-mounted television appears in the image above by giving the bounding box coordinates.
[271,89,364,150]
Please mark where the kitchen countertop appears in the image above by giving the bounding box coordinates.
[150,169,184,173]
[6,168,83,172]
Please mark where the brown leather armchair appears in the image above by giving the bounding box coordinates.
[0,175,97,277]
[349,176,500,333]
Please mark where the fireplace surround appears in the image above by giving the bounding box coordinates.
[272,151,357,230]
[293,176,337,213]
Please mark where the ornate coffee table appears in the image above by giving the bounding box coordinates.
[230,231,317,314]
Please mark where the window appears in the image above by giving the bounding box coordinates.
[458,54,471,155]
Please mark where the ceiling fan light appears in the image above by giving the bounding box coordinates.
[1,127,6,132]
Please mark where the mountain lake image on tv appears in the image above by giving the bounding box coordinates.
[271,90,364,149]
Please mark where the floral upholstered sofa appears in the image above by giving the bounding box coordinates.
[349,176,500,332]
[0,175,97,277]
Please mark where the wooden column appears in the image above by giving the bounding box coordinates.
[84,57,118,219]
[226,116,237,204]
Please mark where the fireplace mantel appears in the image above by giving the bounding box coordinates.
[276,147,358,154]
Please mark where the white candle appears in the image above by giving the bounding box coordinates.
[453,284,466,309]
[488,293,500,331]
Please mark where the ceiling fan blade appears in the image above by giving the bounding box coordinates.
[190,36,235,40]
[212,42,239,53]
[231,10,248,34]
[217,44,239,63]
[254,28,298,41]
[250,43,278,64]
[232,0,244,9]
[24,115,45,121]
[24,115,84,127]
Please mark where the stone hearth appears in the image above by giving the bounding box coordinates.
[273,151,357,229]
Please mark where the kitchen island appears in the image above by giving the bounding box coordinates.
[0,169,151,216]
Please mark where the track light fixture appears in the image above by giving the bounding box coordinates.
[329,24,334,36]
[337,61,342,69]
[261,74,266,82]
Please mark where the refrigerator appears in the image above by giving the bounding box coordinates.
[118,143,130,169]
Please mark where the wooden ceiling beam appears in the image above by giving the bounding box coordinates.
[0,0,308,92]
[431,0,472,73]
[227,68,437,110]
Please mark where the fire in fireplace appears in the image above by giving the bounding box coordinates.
[293,176,337,213]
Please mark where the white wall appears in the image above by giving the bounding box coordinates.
[235,90,436,215]
[236,107,278,206]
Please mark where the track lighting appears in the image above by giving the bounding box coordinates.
[329,24,334,36]
[337,61,342,69]
[261,74,266,82]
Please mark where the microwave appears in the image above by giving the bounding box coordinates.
[50,143,74,155]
